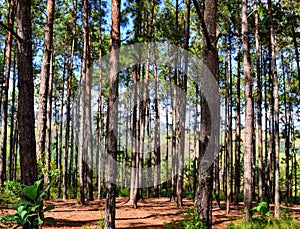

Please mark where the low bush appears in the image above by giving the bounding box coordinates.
[227,202,300,229]
[0,180,22,206]
[0,179,56,229]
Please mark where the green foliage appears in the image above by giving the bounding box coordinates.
[252,202,268,214]
[0,180,22,206]
[227,205,300,229]
[117,187,130,197]
[227,217,300,229]
[0,179,56,228]
[164,207,208,229]
[99,213,104,229]
[291,196,300,204]
[251,202,272,225]
[160,188,171,197]
[182,207,208,229]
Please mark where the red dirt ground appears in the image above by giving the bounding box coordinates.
[1,198,300,228]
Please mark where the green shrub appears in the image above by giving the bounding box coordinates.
[117,187,130,197]
[0,180,22,206]
[160,188,171,197]
[227,203,300,229]
[0,179,56,228]
[291,196,300,204]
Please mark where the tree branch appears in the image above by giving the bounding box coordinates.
[0,20,23,43]
[192,0,212,50]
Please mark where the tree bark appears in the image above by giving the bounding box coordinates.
[235,31,241,205]
[9,51,17,181]
[36,0,55,166]
[104,0,120,227]
[194,0,218,227]
[16,0,38,187]
[268,0,280,218]
[282,52,290,205]
[63,0,77,200]
[242,0,253,221]
[254,0,263,203]
[225,36,231,214]
[1,0,15,186]
[83,0,94,201]
[45,52,54,199]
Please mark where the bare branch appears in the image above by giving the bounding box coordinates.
[0,20,23,43]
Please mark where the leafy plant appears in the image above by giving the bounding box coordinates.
[0,179,56,228]
[117,187,130,197]
[251,202,271,225]
[227,204,300,229]
[0,181,22,206]
[99,213,104,229]
[164,207,207,229]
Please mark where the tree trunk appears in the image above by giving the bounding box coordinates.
[83,0,93,201]
[235,31,241,205]
[242,0,253,221]
[36,0,55,166]
[45,52,54,199]
[9,51,17,181]
[268,0,280,218]
[129,64,138,208]
[97,30,103,200]
[16,0,38,187]
[282,52,290,205]
[104,0,120,227]
[1,0,15,186]
[57,52,68,198]
[225,36,231,214]
[255,0,263,203]
[193,0,218,227]
[63,1,77,200]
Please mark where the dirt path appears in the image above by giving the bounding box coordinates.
[1,198,300,228]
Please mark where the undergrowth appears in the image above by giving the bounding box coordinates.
[227,202,300,229]
[163,207,208,229]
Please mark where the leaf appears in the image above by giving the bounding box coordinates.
[30,204,41,213]
[20,210,28,221]
[17,206,25,216]
[0,214,17,222]
[22,179,42,201]
[37,217,43,225]
[257,202,267,213]
[14,200,31,209]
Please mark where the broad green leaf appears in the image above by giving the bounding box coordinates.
[20,210,27,220]
[22,179,42,201]
[31,204,41,212]
[17,206,25,215]
[257,202,267,213]
[37,217,43,225]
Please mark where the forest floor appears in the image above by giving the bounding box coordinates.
[1,197,300,228]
